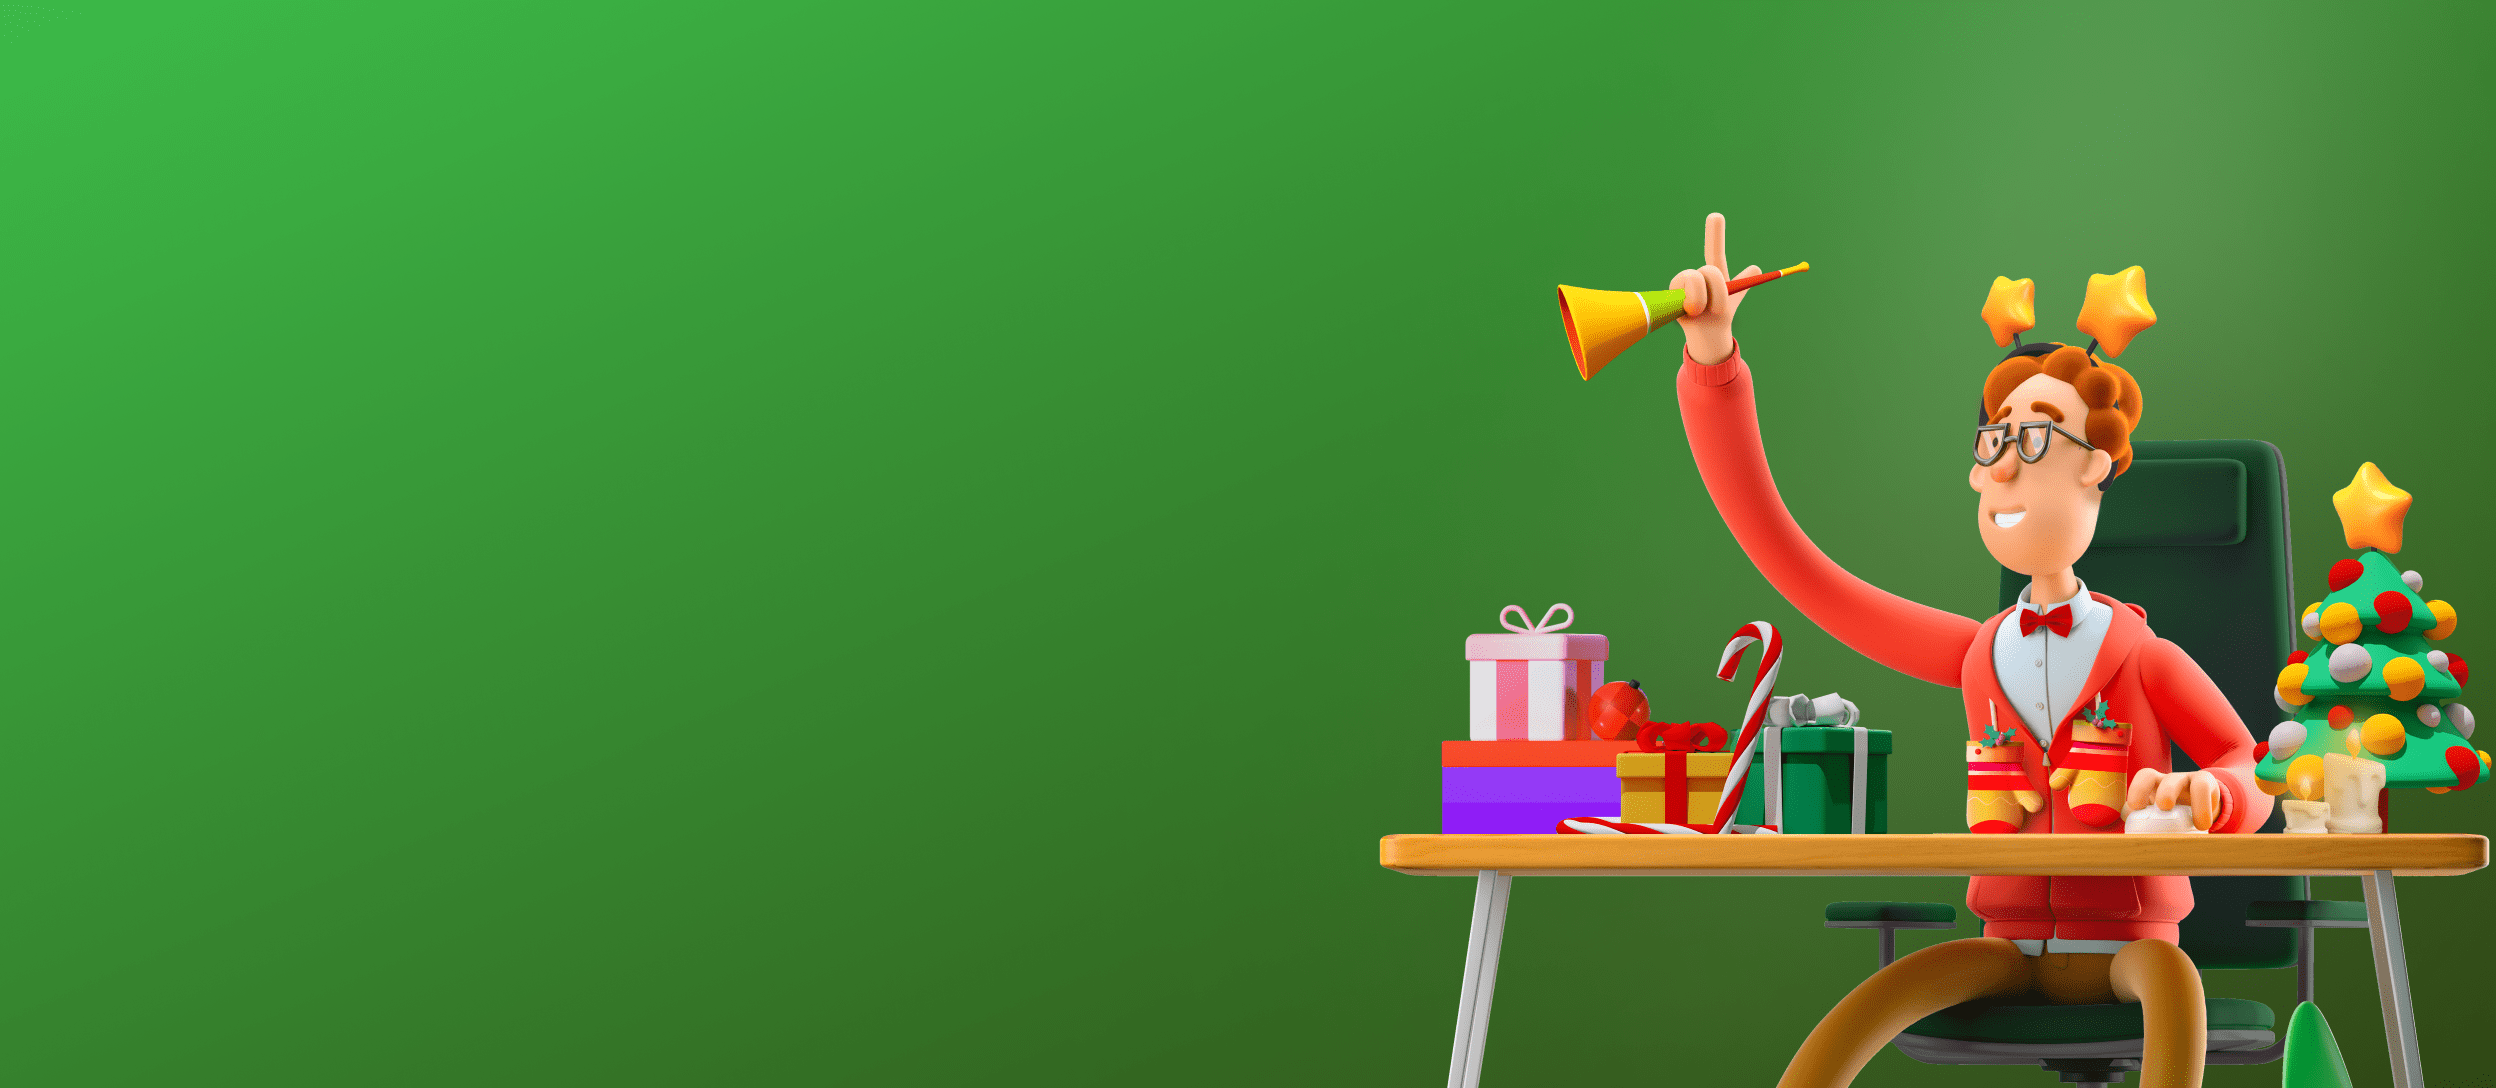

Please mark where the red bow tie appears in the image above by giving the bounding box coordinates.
[2020,604,2074,637]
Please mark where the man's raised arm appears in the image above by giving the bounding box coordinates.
[1677,346,1979,686]
[1664,214,1978,686]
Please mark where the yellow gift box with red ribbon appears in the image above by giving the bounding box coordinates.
[1616,752,1734,825]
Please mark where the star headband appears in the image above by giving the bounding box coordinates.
[1979,267,2158,361]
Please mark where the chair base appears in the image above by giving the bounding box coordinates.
[1891,1029,2275,1064]
[2039,1057,2135,1085]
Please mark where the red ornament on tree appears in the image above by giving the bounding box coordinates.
[2375,591,2415,633]
[2328,558,2365,591]
[2288,650,2308,664]
[2450,654,2470,687]
[2328,705,2355,729]
[2447,745,2481,791]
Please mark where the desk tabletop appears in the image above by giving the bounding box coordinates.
[1380,833,2490,877]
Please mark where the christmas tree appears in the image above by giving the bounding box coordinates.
[2261,463,2490,817]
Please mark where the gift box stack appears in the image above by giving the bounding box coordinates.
[1440,606,1889,834]
[1441,605,1616,833]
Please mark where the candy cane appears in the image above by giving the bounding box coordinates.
[1556,817,1779,835]
[1706,622,1783,833]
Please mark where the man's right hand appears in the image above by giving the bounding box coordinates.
[1669,212,1761,367]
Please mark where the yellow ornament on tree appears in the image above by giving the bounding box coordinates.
[2361,713,2408,756]
[2317,602,2362,645]
[2384,656,2426,701]
[2427,600,2457,640]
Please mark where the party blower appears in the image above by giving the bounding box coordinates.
[1557,262,1809,380]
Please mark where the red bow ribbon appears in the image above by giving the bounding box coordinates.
[2019,604,2074,637]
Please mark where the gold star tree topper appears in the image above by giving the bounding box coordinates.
[1979,276,2036,348]
[2334,462,2413,553]
[2076,266,2158,358]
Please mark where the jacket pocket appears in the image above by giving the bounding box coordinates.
[1969,874,2052,921]
[2049,875,2143,920]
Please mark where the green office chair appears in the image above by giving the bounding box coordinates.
[1822,440,2371,1087]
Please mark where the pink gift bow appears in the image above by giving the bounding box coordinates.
[1497,603,1574,634]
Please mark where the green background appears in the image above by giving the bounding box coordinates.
[3,2,2491,1085]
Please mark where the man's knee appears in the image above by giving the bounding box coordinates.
[2112,939,2194,973]
[1857,938,2028,1002]
[2110,939,2203,1003]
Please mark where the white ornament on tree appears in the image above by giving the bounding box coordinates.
[2328,642,2373,683]
[2268,721,2306,758]
[2302,610,2323,640]
[2402,570,2424,593]
[2418,703,2443,728]
[2428,649,2450,673]
[2450,702,2476,740]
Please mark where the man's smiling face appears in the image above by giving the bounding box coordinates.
[1970,372,2114,578]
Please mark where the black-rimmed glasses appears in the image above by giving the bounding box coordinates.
[1974,421,2096,465]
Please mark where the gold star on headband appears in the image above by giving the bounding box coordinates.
[1979,276,2036,348]
[2334,461,2413,554]
[2076,266,2157,358]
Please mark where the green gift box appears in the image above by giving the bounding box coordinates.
[1735,726,1891,833]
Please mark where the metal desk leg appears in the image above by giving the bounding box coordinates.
[2362,869,2425,1088]
[1447,871,1512,1088]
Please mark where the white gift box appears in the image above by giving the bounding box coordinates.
[1464,604,1607,741]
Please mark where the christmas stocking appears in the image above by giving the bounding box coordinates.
[2051,703,2131,827]
[1966,729,2043,833]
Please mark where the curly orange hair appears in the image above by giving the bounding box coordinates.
[1980,343,2143,486]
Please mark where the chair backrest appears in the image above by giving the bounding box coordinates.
[1997,439,2301,969]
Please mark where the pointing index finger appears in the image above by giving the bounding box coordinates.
[1704,213,1729,276]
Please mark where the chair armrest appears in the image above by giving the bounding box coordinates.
[2245,900,2370,929]
[1824,901,1957,930]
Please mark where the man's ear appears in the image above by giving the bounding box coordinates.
[2078,449,2114,489]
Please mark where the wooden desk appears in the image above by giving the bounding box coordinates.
[1383,834,2487,1088]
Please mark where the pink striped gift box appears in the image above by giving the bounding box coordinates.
[1464,604,1607,741]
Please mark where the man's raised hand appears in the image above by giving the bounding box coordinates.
[1670,212,1761,367]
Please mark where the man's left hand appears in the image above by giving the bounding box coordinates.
[2123,768,2227,831]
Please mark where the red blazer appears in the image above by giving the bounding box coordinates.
[1678,347,2273,945]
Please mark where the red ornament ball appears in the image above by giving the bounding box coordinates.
[2375,591,2414,633]
[1588,680,1650,740]
[2253,741,2271,761]
[2328,558,2365,591]
[2452,654,2470,687]
[2448,745,2481,791]
[2288,650,2309,665]
[2327,705,2355,729]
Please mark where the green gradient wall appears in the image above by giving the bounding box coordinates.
[1,2,2489,1086]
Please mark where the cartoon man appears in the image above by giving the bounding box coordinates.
[1666,214,2271,1088]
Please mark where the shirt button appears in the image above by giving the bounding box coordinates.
[2036,702,2047,710]
[2034,659,2044,667]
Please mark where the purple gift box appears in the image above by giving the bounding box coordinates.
[1439,740,1638,833]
